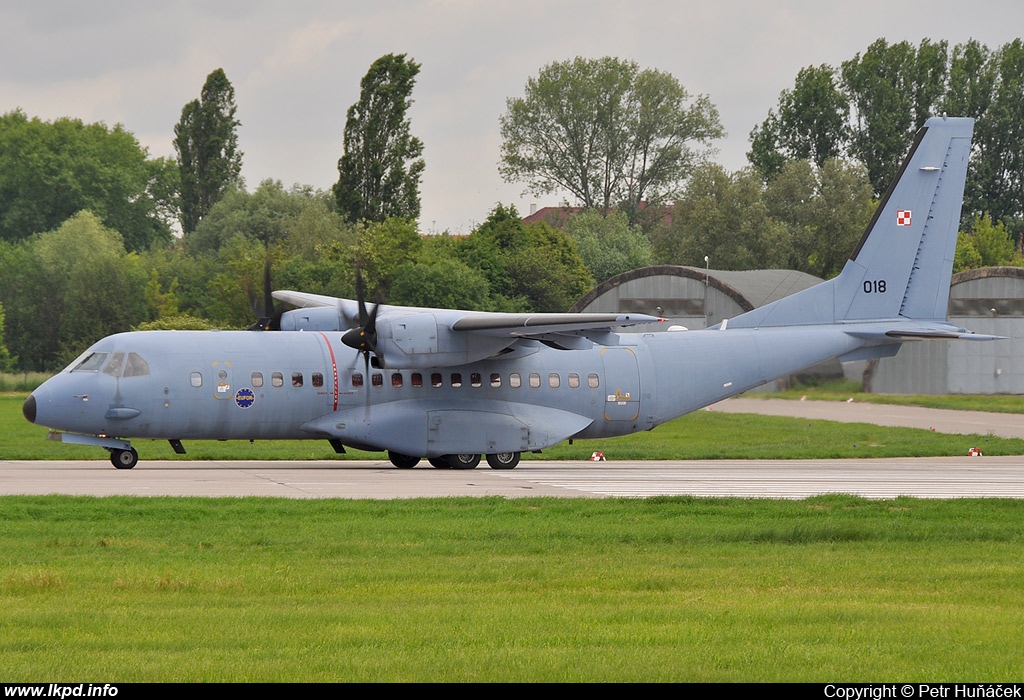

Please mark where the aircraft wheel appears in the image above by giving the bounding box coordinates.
[111,448,138,470]
[388,451,420,469]
[448,453,481,470]
[428,457,450,469]
[486,452,520,469]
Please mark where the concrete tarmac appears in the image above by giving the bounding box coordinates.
[712,397,1024,439]
[3,455,1024,499]
[4,399,1023,499]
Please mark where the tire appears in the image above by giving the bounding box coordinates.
[428,457,450,469]
[448,453,481,470]
[486,452,520,469]
[388,451,420,469]
[111,448,138,470]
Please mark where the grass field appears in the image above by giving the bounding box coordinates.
[2,495,1023,681]
[4,387,1024,681]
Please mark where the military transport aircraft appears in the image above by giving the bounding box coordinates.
[24,116,994,470]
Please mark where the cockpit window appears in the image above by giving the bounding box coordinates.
[72,352,109,372]
[123,353,150,377]
[99,352,150,378]
[103,353,125,377]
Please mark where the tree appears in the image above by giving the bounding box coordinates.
[0,300,13,372]
[334,54,425,223]
[763,159,875,278]
[650,164,789,271]
[971,40,1024,231]
[2,212,147,369]
[841,39,948,195]
[0,110,175,250]
[174,68,243,234]
[499,57,723,218]
[748,65,849,179]
[564,209,652,283]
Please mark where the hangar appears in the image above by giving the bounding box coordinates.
[869,266,1024,394]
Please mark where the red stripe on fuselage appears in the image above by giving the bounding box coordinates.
[318,332,339,411]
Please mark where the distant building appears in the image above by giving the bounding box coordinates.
[870,267,1024,394]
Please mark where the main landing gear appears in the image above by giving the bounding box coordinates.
[389,451,520,470]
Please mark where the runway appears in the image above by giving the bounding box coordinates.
[3,456,1024,499]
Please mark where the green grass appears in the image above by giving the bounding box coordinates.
[763,378,1024,414]
[4,394,1023,461]
[0,373,49,393]
[2,495,1023,681]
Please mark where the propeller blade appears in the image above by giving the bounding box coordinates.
[341,267,383,367]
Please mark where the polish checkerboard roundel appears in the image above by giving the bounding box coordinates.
[897,210,912,226]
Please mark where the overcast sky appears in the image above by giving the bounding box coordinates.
[2,1,1023,234]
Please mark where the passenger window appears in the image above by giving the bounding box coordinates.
[292,373,303,387]
[470,373,482,388]
[588,373,600,388]
[490,373,501,388]
[451,373,462,388]
[372,373,383,387]
[548,373,560,388]
[392,373,403,387]
[431,373,443,388]
[352,372,363,388]
[272,372,284,388]
[190,371,203,387]
[412,373,423,388]
[312,372,324,388]
[509,373,521,388]
[529,373,541,388]
[251,372,264,388]
[568,373,580,388]
[102,352,125,377]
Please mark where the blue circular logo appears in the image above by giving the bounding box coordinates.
[235,387,255,409]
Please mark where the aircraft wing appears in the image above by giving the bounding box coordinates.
[272,290,664,336]
[449,312,664,336]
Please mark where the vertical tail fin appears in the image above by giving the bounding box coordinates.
[727,116,974,329]
[837,116,973,322]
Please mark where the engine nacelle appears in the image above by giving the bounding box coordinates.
[279,306,344,331]
[373,314,515,368]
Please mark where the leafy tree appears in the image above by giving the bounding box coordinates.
[342,217,423,299]
[763,159,875,278]
[390,258,494,310]
[970,214,1016,267]
[563,209,652,283]
[174,68,243,234]
[334,54,425,223]
[841,39,948,195]
[3,212,147,369]
[0,110,175,250]
[748,65,849,179]
[953,231,984,273]
[651,164,789,271]
[0,300,13,371]
[971,40,1024,231]
[499,57,723,218]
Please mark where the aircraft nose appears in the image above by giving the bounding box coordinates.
[23,394,36,423]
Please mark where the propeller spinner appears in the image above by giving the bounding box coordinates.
[341,271,383,368]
